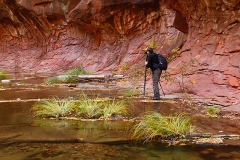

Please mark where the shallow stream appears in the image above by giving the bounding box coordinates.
[0,73,239,160]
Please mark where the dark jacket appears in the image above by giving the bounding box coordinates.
[146,52,159,72]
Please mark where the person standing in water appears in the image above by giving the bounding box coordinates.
[145,48,162,100]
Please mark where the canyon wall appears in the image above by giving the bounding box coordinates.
[0,0,239,108]
[0,0,184,72]
[165,0,240,109]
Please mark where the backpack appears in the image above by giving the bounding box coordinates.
[155,53,168,70]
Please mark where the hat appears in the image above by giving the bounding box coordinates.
[147,47,153,53]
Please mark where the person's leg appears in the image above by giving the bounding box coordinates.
[152,68,161,99]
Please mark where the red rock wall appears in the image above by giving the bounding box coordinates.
[0,0,183,72]
[165,0,240,108]
[0,0,239,107]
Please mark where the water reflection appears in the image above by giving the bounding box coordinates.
[0,73,239,160]
[0,142,239,160]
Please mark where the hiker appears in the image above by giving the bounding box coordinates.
[145,48,162,100]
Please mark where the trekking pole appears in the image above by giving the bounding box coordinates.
[143,66,147,96]
[158,81,165,96]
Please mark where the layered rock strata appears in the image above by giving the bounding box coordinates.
[0,0,239,108]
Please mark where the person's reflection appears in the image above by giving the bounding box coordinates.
[152,101,160,112]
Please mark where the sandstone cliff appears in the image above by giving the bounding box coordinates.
[0,0,239,108]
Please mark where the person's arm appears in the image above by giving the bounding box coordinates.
[146,54,153,68]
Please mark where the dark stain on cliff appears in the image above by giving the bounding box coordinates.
[173,11,188,34]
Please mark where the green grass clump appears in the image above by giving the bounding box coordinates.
[78,98,103,119]
[64,66,90,75]
[45,76,78,84]
[120,89,140,97]
[32,98,75,118]
[45,77,61,84]
[202,107,220,116]
[45,66,90,84]
[63,76,78,83]
[0,71,8,80]
[132,112,194,142]
[76,93,127,119]
[32,93,128,120]
[45,76,77,84]
[102,98,127,120]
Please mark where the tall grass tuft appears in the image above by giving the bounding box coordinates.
[132,112,194,142]
[0,71,8,80]
[32,98,75,118]
[32,92,130,120]
[76,93,103,119]
[202,106,220,116]
[102,98,127,120]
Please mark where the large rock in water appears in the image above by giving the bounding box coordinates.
[0,0,239,108]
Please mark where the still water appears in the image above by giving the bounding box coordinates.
[0,73,239,160]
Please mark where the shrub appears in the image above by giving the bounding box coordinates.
[120,63,130,71]
[147,36,158,49]
[132,112,194,142]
